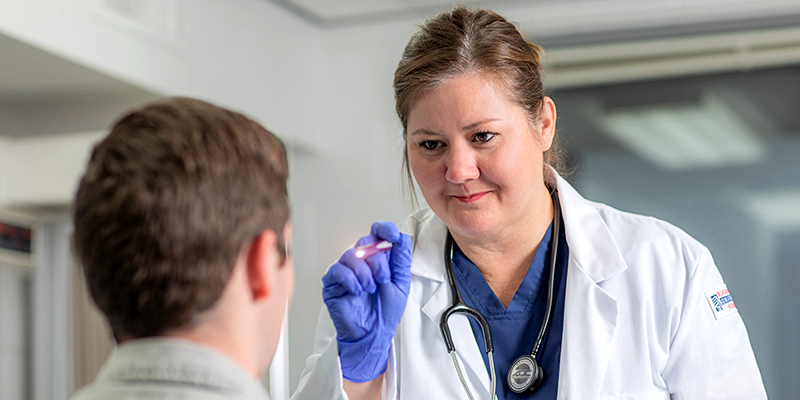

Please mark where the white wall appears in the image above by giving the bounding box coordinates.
[286,19,416,390]
[0,132,105,207]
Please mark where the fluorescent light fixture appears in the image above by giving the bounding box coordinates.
[743,188,800,232]
[544,26,800,89]
[599,94,765,171]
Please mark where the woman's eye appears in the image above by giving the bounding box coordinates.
[419,140,441,151]
[473,132,496,143]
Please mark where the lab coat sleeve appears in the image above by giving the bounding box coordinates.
[291,306,398,400]
[661,247,767,400]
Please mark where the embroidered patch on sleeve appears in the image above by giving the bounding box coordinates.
[705,285,738,320]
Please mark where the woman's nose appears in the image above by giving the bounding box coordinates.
[445,145,480,184]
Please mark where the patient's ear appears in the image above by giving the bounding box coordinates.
[246,229,278,301]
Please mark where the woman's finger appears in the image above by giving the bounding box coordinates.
[322,262,362,296]
[341,249,377,294]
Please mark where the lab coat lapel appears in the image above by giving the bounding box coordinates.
[411,215,493,398]
[553,173,626,399]
[558,259,619,398]
[421,281,493,398]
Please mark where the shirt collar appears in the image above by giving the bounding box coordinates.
[95,337,271,400]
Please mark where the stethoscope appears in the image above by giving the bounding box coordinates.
[440,192,561,400]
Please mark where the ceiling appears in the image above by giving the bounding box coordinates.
[269,0,800,39]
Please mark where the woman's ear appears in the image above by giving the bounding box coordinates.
[246,229,278,301]
[539,96,557,151]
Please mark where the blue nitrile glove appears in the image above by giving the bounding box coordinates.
[322,221,413,382]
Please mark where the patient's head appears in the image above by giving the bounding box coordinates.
[73,97,290,342]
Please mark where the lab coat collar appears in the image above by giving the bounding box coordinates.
[406,210,449,283]
[550,170,628,283]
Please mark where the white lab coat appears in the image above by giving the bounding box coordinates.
[293,173,767,400]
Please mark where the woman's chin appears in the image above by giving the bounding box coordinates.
[445,215,503,240]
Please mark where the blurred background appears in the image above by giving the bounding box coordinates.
[1,0,798,399]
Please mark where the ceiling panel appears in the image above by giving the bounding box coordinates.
[270,0,800,39]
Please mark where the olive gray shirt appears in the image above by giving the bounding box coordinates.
[71,338,271,400]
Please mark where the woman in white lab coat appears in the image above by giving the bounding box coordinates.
[292,7,767,400]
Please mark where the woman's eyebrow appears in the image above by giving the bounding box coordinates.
[409,128,443,137]
[409,118,501,136]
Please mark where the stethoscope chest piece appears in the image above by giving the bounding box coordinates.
[507,354,544,393]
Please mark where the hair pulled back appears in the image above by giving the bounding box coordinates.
[394,7,564,203]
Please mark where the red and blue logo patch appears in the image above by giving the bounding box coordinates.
[705,285,737,320]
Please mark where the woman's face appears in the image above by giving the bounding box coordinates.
[406,73,556,241]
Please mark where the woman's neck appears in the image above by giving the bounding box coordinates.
[451,185,555,308]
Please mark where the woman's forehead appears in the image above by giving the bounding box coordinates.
[407,73,528,128]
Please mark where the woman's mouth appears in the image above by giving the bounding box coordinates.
[453,192,489,203]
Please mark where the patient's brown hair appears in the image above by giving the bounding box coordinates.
[73,97,289,340]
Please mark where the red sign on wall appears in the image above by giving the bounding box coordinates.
[0,222,32,254]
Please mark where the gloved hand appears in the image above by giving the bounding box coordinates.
[322,220,413,382]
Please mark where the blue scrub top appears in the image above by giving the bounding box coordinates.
[452,218,569,399]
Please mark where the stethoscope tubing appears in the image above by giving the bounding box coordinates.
[531,192,561,359]
[439,190,561,398]
[440,232,494,354]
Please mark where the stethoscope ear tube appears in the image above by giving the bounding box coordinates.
[440,304,494,353]
[529,191,561,360]
[440,232,495,355]
[440,190,562,399]
[440,313,458,353]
